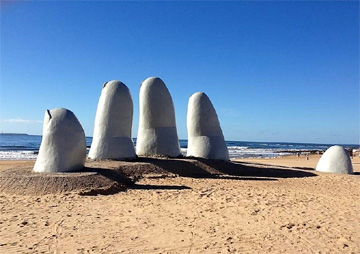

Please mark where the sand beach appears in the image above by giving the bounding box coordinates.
[0,155,359,253]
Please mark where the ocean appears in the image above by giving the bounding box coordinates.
[0,134,358,160]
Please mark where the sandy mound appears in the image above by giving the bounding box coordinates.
[0,166,130,196]
[0,157,316,196]
[119,156,317,179]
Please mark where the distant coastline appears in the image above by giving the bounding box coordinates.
[0,133,28,135]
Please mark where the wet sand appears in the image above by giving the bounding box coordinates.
[1,155,359,253]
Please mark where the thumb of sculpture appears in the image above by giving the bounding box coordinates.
[33,108,86,173]
[187,92,229,160]
[316,145,353,174]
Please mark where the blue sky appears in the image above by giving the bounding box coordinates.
[0,1,359,144]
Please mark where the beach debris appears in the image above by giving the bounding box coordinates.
[186,92,229,160]
[33,108,86,172]
[136,77,181,157]
[88,80,136,160]
[316,145,353,174]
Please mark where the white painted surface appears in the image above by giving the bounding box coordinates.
[136,77,181,157]
[33,108,86,172]
[316,145,353,174]
[89,81,136,159]
[187,92,229,160]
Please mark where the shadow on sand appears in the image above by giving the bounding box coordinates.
[76,157,317,194]
[134,157,317,179]
[131,184,191,190]
[238,161,316,171]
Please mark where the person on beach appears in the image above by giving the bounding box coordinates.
[348,148,353,158]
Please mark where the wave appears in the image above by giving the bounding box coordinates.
[0,150,38,160]
[181,146,293,159]
[1,134,358,160]
[1,146,293,160]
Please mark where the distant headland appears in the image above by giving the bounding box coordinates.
[0,133,28,135]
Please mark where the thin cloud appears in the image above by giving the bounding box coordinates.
[219,108,241,117]
[257,129,279,135]
[1,118,43,124]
